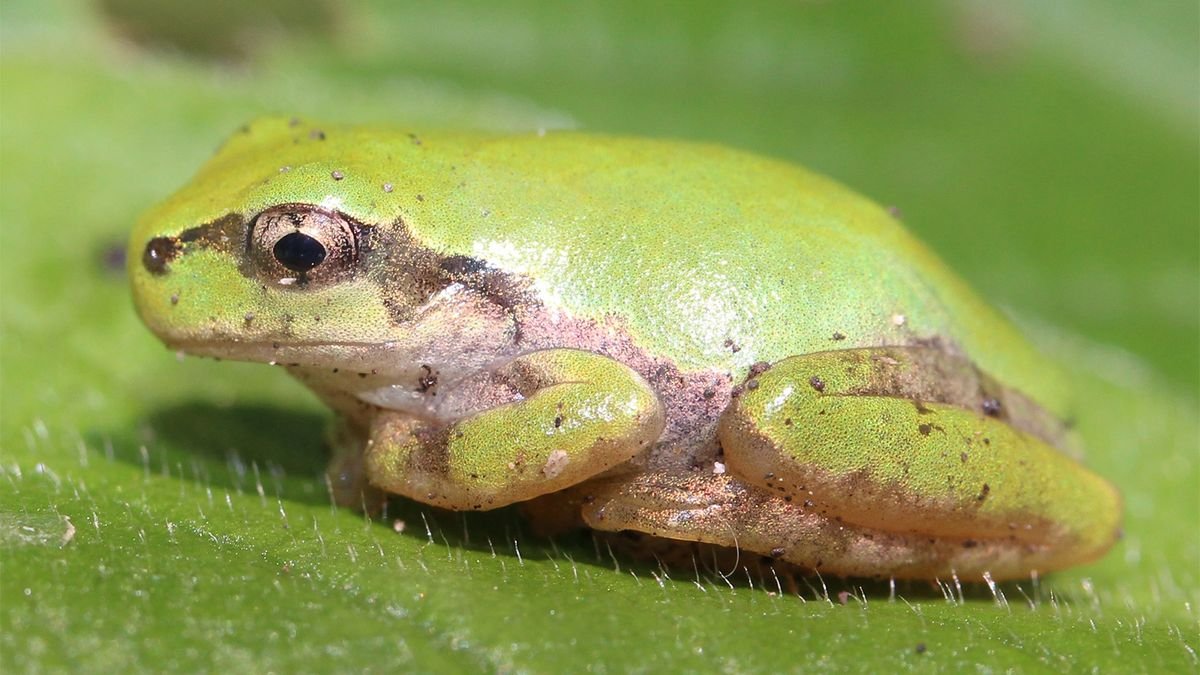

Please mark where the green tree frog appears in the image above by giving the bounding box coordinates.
[129,117,1121,580]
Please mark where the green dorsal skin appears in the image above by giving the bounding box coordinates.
[131,116,1071,416]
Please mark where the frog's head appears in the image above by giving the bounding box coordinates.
[128,117,475,369]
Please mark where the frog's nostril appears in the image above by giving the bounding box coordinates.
[143,236,179,275]
[273,231,327,272]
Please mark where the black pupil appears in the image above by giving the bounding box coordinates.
[273,232,327,273]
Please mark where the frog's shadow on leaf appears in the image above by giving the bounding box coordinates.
[91,402,1042,602]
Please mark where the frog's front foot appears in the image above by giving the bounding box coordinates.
[363,348,665,510]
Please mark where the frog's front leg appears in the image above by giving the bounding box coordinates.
[364,349,665,510]
[718,346,1121,569]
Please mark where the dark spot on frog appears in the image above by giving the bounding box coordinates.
[809,375,826,392]
[440,255,489,275]
[976,483,990,501]
[982,398,1002,416]
[554,414,563,428]
[962,539,978,548]
[748,361,770,378]
[915,643,927,655]
[416,194,424,202]
[783,418,793,426]
[169,293,179,305]
[702,388,716,400]
[309,129,326,141]
[886,205,903,219]
[913,400,934,415]
[960,452,968,463]
[416,364,438,393]
[831,332,846,341]
[723,338,741,353]
[142,236,179,275]
[243,312,255,325]
[918,423,932,436]
[408,132,422,146]
[331,170,345,181]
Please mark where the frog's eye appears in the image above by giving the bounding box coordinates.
[247,204,361,285]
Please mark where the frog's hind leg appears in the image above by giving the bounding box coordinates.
[363,348,665,511]
[716,346,1121,578]
[574,471,1070,581]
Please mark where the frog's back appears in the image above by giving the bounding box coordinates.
[420,131,1071,417]
[184,120,1070,416]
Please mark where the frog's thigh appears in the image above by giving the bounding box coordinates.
[365,348,665,510]
[576,473,1066,580]
[718,347,1121,568]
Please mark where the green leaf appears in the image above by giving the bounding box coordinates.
[2,1,1196,671]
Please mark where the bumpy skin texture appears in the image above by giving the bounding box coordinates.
[129,117,1121,580]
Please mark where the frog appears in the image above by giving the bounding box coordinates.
[129,116,1121,581]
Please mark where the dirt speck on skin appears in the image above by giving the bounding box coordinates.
[809,375,826,392]
[723,338,741,353]
[832,332,846,341]
[392,519,406,533]
[416,364,438,393]
[982,398,1002,416]
[542,450,570,478]
[837,590,851,605]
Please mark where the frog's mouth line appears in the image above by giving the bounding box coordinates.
[162,338,398,368]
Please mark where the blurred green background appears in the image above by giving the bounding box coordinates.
[2,1,1196,672]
